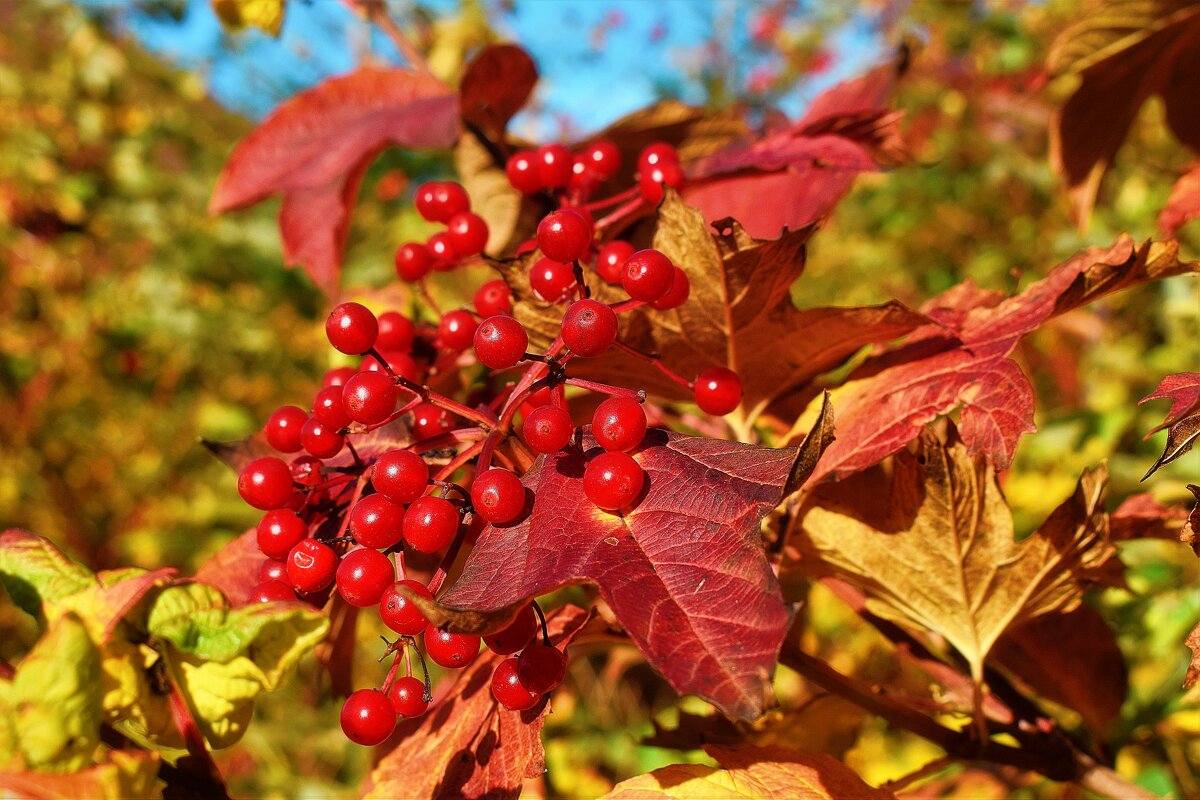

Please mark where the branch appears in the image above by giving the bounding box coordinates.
[354,0,432,76]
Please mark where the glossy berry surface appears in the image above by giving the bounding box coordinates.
[264,405,307,453]
[484,604,538,655]
[336,548,395,608]
[639,160,685,203]
[387,676,429,718]
[473,279,512,317]
[258,558,288,584]
[362,350,419,382]
[651,266,691,310]
[256,509,308,560]
[438,310,478,351]
[426,231,457,267]
[411,402,456,441]
[536,143,573,188]
[517,643,568,695]
[491,657,539,711]
[300,417,344,458]
[238,457,294,510]
[286,538,338,594]
[536,209,592,263]
[425,629,481,669]
[596,241,634,284]
[322,365,356,387]
[447,211,489,257]
[380,579,432,635]
[592,396,647,452]
[349,494,405,550]
[415,181,469,223]
[583,140,621,180]
[470,468,526,525]
[561,299,618,358]
[638,141,679,171]
[375,311,415,352]
[403,495,459,553]
[312,385,352,429]
[342,370,397,426]
[340,689,396,746]
[372,449,429,504]
[529,258,576,303]
[394,242,432,281]
[251,579,296,604]
[694,367,742,415]
[621,249,675,302]
[473,316,528,370]
[522,405,574,454]
[326,302,379,355]
[505,150,542,194]
[583,451,645,511]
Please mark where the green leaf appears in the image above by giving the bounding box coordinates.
[45,568,176,644]
[0,531,95,620]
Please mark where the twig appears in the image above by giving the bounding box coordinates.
[358,0,432,76]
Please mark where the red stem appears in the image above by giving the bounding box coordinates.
[564,377,647,400]
[583,184,642,211]
[611,340,693,389]
[594,197,645,231]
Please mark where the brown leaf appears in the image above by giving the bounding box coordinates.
[1111,493,1191,542]
[784,392,835,497]
[1181,484,1200,557]
[1141,372,1200,432]
[1186,621,1200,689]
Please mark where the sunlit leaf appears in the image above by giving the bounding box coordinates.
[0,531,95,620]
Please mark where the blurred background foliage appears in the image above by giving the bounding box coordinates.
[0,0,1197,797]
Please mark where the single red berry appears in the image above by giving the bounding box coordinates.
[474,279,511,317]
[583,451,645,511]
[536,209,592,263]
[387,676,429,718]
[312,385,352,429]
[259,557,289,584]
[326,302,379,355]
[522,405,574,454]
[287,538,338,594]
[651,266,691,310]
[256,509,308,560]
[693,367,742,415]
[415,181,470,223]
[349,494,405,550]
[470,468,526,525]
[340,689,396,746]
[561,299,618,358]
[301,417,345,459]
[596,240,634,284]
[395,242,432,282]
[621,249,675,302]
[336,548,395,608]
[447,211,489,257]
[569,154,597,193]
[380,579,433,635]
[491,657,539,710]
[517,643,568,694]
[426,231,457,268]
[438,310,478,351]
[342,370,398,426]
[290,455,323,488]
[322,365,356,387]
[362,350,419,383]
[536,143,573,188]
[372,449,429,505]
[506,150,543,194]
[411,402,456,441]
[584,140,621,180]
[424,628,481,669]
[264,405,307,453]
[484,604,538,655]
[529,257,577,303]
[251,580,296,604]
[238,457,294,510]
[474,316,528,370]
[376,311,415,352]
[592,397,647,452]
[403,495,459,553]
[639,161,685,203]
[638,142,679,172]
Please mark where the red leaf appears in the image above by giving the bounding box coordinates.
[194,529,262,607]
[1140,372,1200,433]
[439,430,802,720]
[210,68,459,295]
[459,44,538,140]
[1111,493,1191,542]
[1160,163,1200,235]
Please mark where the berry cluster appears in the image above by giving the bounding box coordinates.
[239,142,742,745]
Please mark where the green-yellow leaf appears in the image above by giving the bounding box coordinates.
[0,750,161,799]
[0,531,95,620]
[45,567,176,644]
[211,0,285,36]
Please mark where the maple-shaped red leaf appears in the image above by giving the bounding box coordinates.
[1160,163,1200,236]
[361,605,594,800]
[795,237,1196,483]
[209,68,459,295]
[439,430,807,720]
[1140,372,1200,480]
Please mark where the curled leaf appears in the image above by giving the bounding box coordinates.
[0,530,95,619]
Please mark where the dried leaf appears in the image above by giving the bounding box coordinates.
[1182,484,1200,557]
[1140,372,1200,479]
[1186,621,1200,689]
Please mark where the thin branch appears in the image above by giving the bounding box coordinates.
[357,0,432,76]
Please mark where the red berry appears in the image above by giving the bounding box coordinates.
[238,457,294,510]
[621,249,675,302]
[342,370,398,426]
[592,397,647,452]
[411,402,456,441]
[529,258,577,303]
[561,299,618,358]
[639,161,685,203]
[312,385,352,429]
[651,266,691,310]
[517,643,568,694]
[693,367,742,416]
[376,311,415,352]
[426,232,457,268]
[583,140,621,180]
[340,689,396,746]
[326,302,379,355]
[474,316,528,370]
[474,279,512,317]
[387,677,429,718]
[522,405,574,454]
[638,142,679,172]
[484,604,538,655]
[372,449,429,505]
[583,451,645,511]
[290,455,323,487]
[336,548,395,608]
[380,579,433,635]
[569,154,597,193]
[536,143,573,188]
[506,150,543,194]
[362,350,419,383]
[301,417,345,459]
[596,241,634,284]
[447,212,489,257]
[349,494,405,550]
[470,468,526,525]
[395,242,432,282]
[536,209,592,263]
[491,657,539,710]
[258,558,288,584]
[256,509,308,560]
[424,629,480,669]
[403,495,459,553]
[438,310,478,351]
[287,538,337,594]
[265,405,307,453]
[415,181,470,223]
[250,580,296,604]
[323,366,356,387]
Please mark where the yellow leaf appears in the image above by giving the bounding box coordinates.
[211,0,285,36]
[0,749,161,799]
[45,567,176,644]
[0,531,95,620]
[100,639,174,745]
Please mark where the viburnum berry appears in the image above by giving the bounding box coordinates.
[596,240,634,284]
[651,266,691,310]
[536,209,592,263]
[326,302,379,355]
[372,449,429,505]
[437,310,478,351]
[473,279,511,317]
[256,509,308,560]
[583,451,645,511]
[411,402,456,441]
[264,405,307,453]
[491,657,539,711]
[569,154,596,193]
[395,242,432,282]
[536,143,573,189]
[638,141,679,172]
[426,231,457,268]
[415,181,470,223]
[403,495,459,553]
[693,367,742,415]
[484,604,538,655]
[312,385,352,429]
[583,140,621,180]
[447,211,489,257]
[474,316,528,370]
[505,150,542,194]
[621,249,675,302]
[336,547,396,608]
[376,311,415,352]
[250,579,296,604]
[380,579,432,635]
[342,370,398,426]
[387,676,429,718]
[522,405,574,454]
[300,417,345,459]
[290,455,323,487]
[639,160,685,203]
[561,299,618,358]
[322,365,356,387]
[362,350,419,383]
[238,457,294,510]
[592,396,647,452]
[349,494,405,550]
[424,628,481,669]
[529,257,577,303]
[517,642,568,694]
[258,557,289,584]
[287,538,338,594]
[471,468,526,525]
[340,689,396,746]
